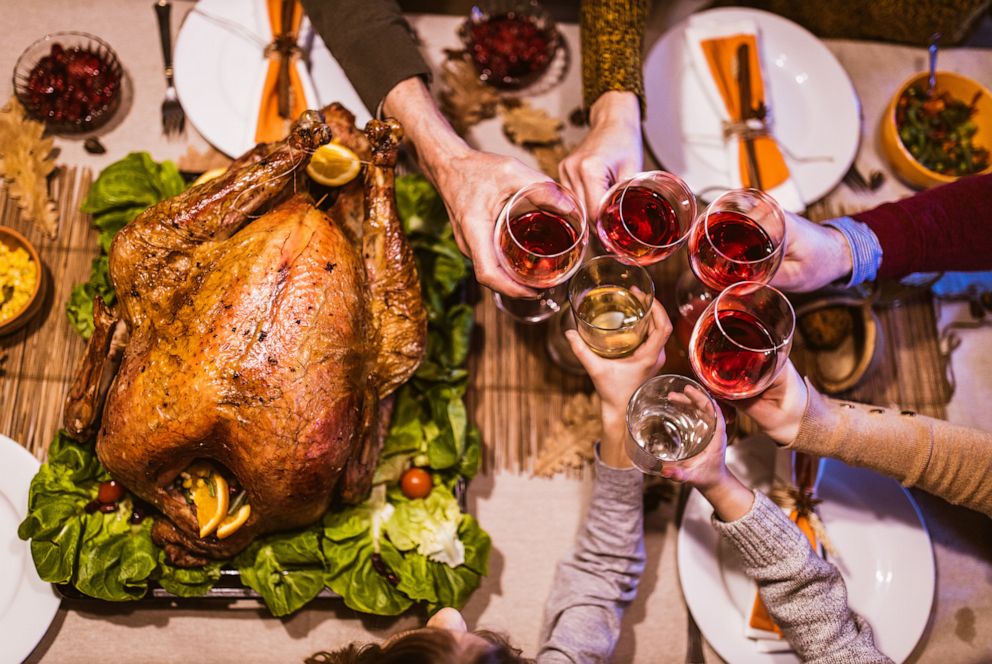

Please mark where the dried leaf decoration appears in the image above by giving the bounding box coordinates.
[0,97,58,237]
[533,392,603,478]
[500,102,562,146]
[440,53,499,134]
[531,142,568,179]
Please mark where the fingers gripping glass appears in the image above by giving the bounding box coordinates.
[568,255,655,358]
[493,182,587,323]
[625,375,720,474]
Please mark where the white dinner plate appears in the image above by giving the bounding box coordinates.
[678,436,934,663]
[643,7,861,211]
[174,0,371,158]
[0,434,60,664]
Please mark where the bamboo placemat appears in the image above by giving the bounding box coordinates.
[0,168,96,459]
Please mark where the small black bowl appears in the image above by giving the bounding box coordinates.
[459,0,560,91]
[13,31,123,134]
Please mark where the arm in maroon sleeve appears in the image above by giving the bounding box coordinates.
[852,173,992,280]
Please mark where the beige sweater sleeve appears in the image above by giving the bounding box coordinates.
[788,378,992,517]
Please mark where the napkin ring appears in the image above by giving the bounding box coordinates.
[721,117,769,142]
[768,480,838,559]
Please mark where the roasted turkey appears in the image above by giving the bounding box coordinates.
[63,106,426,565]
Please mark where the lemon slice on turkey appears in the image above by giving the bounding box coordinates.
[306,143,361,186]
[185,463,230,538]
[217,503,252,539]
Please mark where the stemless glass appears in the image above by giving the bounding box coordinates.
[687,188,786,292]
[568,255,655,358]
[494,181,587,322]
[596,171,696,266]
[625,374,719,474]
[688,281,795,400]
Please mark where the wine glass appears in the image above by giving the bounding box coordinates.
[567,255,655,358]
[687,188,786,292]
[494,181,587,323]
[688,281,795,400]
[625,374,719,474]
[596,171,696,266]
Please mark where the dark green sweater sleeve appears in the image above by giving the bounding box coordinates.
[301,0,432,115]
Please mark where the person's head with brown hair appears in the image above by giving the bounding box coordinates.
[306,608,531,664]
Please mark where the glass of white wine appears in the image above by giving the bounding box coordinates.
[567,255,655,358]
[625,374,719,474]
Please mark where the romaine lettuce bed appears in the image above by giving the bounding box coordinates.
[18,153,489,617]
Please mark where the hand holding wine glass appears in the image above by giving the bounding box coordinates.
[494,181,588,322]
[769,212,854,293]
[564,299,671,467]
[738,359,810,445]
[568,256,655,358]
[657,388,756,522]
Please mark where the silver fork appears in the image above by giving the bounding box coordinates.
[154,0,185,136]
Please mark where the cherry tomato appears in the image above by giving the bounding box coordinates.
[97,480,125,504]
[400,468,433,499]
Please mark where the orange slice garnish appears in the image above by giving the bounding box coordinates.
[186,463,229,538]
[216,503,252,540]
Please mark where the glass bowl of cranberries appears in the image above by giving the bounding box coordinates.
[13,32,123,134]
[460,0,560,91]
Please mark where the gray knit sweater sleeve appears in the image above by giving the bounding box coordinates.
[537,456,645,663]
[712,491,893,664]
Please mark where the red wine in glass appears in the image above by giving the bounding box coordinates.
[498,209,581,288]
[596,172,695,266]
[690,308,778,399]
[690,210,780,291]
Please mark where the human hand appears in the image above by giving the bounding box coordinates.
[660,390,755,522]
[559,91,642,223]
[738,360,809,446]
[770,212,853,293]
[382,76,550,298]
[565,299,671,467]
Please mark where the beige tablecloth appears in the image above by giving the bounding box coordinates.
[1,1,991,662]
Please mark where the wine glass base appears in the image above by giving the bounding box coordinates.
[494,285,567,324]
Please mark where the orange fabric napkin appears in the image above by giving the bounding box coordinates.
[255,0,308,143]
[698,33,790,191]
[747,510,819,636]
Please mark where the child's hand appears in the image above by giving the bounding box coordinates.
[661,390,755,522]
[565,299,672,467]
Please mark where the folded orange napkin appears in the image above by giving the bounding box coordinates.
[745,450,826,651]
[255,0,308,143]
[685,17,804,211]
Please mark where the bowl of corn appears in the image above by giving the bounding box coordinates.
[0,226,44,336]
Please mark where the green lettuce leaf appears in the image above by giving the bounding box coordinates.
[74,506,158,601]
[66,256,115,339]
[235,527,326,617]
[156,555,223,597]
[324,535,414,615]
[385,486,464,567]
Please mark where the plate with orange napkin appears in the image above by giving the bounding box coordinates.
[174,0,370,157]
[643,7,860,212]
[677,435,934,663]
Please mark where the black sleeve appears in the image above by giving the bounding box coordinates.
[301,0,432,115]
